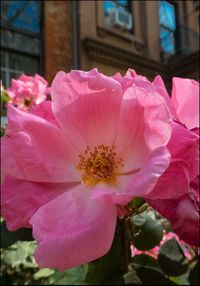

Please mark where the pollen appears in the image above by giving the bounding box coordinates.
[77,144,124,185]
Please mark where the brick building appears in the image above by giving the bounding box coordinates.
[1,0,199,90]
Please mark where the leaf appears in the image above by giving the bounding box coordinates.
[158,238,188,276]
[2,241,36,268]
[135,267,177,285]
[131,254,161,272]
[46,265,88,285]
[132,212,163,250]
[1,221,34,248]
[124,270,142,285]
[33,268,55,280]
[189,259,200,285]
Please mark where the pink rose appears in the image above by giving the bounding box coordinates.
[6,74,48,111]
[146,76,199,246]
[1,69,172,270]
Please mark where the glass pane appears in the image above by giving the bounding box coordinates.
[1,50,6,67]
[1,29,40,55]
[160,27,175,54]
[0,70,6,87]
[159,1,176,31]
[1,0,41,33]
[9,52,39,75]
[117,0,128,7]
[104,1,117,14]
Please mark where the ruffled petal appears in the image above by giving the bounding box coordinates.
[172,77,199,129]
[31,101,58,126]
[135,86,172,150]
[30,185,117,270]
[153,75,178,120]
[1,175,78,231]
[167,122,199,181]
[51,69,122,149]
[115,87,150,172]
[2,105,80,183]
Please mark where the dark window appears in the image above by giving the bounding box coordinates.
[159,1,176,55]
[0,0,43,87]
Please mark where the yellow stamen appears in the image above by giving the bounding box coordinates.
[77,144,124,186]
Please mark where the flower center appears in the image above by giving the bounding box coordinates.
[24,98,31,107]
[77,144,124,185]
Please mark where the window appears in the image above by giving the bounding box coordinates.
[103,0,133,33]
[159,1,176,56]
[0,0,42,87]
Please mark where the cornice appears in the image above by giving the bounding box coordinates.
[82,37,199,78]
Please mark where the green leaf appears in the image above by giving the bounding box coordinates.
[2,241,36,268]
[158,238,188,276]
[85,222,129,284]
[131,254,161,272]
[1,221,34,248]
[124,270,142,285]
[46,265,88,285]
[33,268,55,280]
[135,267,177,285]
[189,259,200,285]
[132,212,163,250]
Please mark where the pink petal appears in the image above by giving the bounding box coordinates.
[172,77,199,129]
[115,87,150,172]
[30,186,117,270]
[91,147,170,204]
[2,105,80,183]
[1,175,78,231]
[51,69,122,149]
[135,86,172,149]
[145,159,190,199]
[147,192,199,246]
[167,122,199,181]
[153,75,178,120]
[31,101,58,126]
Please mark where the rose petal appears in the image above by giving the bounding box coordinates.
[2,105,80,183]
[51,69,122,149]
[1,175,78,231]
[30,185,117,270]
[172,77,199,129]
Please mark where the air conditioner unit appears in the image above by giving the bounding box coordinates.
[107,8,132,30]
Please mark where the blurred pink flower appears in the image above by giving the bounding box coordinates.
[131,231,193,260]
[6,74,48,111]
[1,69,172,270]
[146,76,199,246]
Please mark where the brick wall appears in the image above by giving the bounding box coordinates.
[44,1,72,84]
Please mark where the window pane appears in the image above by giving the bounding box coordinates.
[1,0,41,33]
[9,52,39,75]
[159,1,176,31]
[117,0,128,7]
[104,1,117,14]
[160,27,175,54]
[1,29,40,55]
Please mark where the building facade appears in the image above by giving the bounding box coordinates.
[1,0,199,90]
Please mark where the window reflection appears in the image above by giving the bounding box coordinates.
[0,0,42,87]
[159,1,176,55]
[2,0,41,33]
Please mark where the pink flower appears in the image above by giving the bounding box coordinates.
[1,69,172,270]
[146,76,199,246]
[6,74,48,111]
